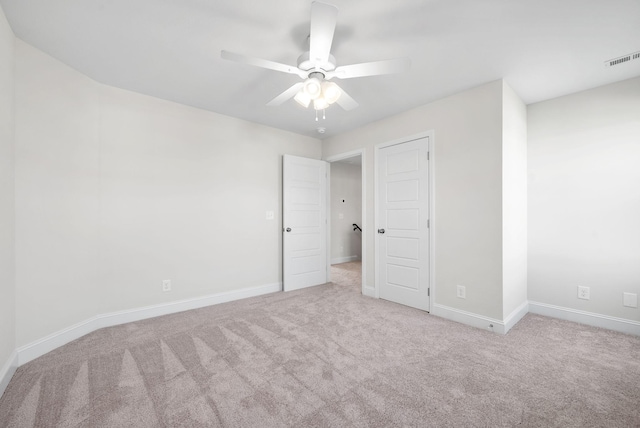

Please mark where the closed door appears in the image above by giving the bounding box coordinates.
[283,154,328,291]
[377,137,430,310]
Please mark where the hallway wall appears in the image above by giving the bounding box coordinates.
[330,161,362,264]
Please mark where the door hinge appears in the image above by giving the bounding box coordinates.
[427,219,430,228]
[428,288,430,297]
[427,152,430,160]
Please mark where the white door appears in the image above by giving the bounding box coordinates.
[377,137,430,310]
[283,155,328,291]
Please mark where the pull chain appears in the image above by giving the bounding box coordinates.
[314,109,327,121]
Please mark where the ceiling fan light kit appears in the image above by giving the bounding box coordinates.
[313,97,330,111]
[221,1,410,119]
[296,75,342,112]
[294,90,312,108]
[303,76,323,100]
[321,81,341,104]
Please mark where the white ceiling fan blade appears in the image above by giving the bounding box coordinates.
[327,58,411,79]
[221,50,305,78]
[309,1,338,66]
[336,86,358,111]
[266,82,305,106]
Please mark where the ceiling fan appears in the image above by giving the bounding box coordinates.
[221,1,410,114]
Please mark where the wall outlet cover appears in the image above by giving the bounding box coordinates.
[577,286,590,300]
[162,279,171,292]
[456,285,466,299]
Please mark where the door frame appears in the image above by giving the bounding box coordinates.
[374,131,436,311]
[325,149,367,295]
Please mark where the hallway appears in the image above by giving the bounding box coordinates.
[330,261,361,292]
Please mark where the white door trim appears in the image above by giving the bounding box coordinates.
[374,131,435,311]
[325,149,367,295]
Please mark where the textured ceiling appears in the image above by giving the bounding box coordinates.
[2,0,639,139]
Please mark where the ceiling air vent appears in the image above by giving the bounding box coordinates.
[605,51,640,67]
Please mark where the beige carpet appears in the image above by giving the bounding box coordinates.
[1,267,639,427]
[330,261,362,291]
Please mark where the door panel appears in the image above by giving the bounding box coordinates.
[377,138,430,310]
[387,237,419,260]
[387,264,419,290]
[387,180,419,202]
[283,155,328,291]
[387,209,420,230]
[387,149,419,174]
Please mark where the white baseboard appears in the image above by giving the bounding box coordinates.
[362,287,376,298]
[431,303,507,334]
[529,301,640,336]
[16,282,282,366]
[0,350,18,398]
[503,300,530,334]
[331,256,360,265]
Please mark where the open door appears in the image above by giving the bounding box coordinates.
[283,155,328,291]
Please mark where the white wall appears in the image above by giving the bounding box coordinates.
[15,40,101,349]
[330,162,362,264]
[323,80,505,320]
[14,40,321,347]
[502,82,528,318]
[528,76,640,322]
[0,5,16,381]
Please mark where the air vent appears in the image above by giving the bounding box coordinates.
[605,51,640,67]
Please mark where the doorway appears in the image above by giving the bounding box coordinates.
[326,150,365,294]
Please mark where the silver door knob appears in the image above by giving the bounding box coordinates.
[285,227,292,232]
[378,228,385,234]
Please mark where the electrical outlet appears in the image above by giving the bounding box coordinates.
[162,279,171,292]
[623,292,638,308]
[577,286,590,300]
[266,211,274,220]
[456,285,466,299]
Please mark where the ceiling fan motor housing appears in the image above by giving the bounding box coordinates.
[297,51,337,75]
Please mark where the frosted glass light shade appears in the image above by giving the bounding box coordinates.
[294,90,311,108]
[322,82,341,104]
[303,77,322,100]
[313,97,329,110]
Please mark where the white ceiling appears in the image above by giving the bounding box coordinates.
[2,0,639,139]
